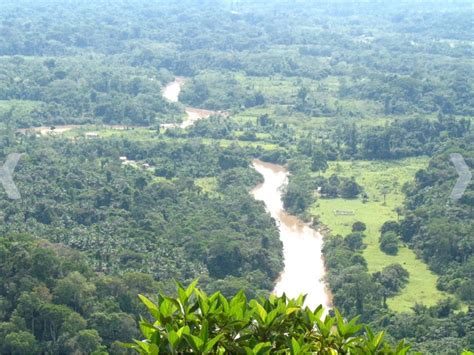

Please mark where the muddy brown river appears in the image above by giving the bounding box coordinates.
[19,78,331,310]
[161,76,186,103]
[252,160,331,311]
[161,78,214,129]
[162,81,331,308]
[19,78,216,134]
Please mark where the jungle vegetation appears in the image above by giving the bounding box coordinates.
[0,0,472,353]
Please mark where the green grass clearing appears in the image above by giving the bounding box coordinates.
[309,158,449,312]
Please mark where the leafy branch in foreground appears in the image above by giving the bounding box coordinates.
[121,281,410,354]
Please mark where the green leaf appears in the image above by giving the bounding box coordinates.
[314,306,324,320]
[395,340,411,355]
[253,342,272,355]
[253,302,267,322]
[200,319,209,342]
[265,308,278,326]
[178,287,187,305]
[289,337,300,355]
[230,289,246,307]
[133,340,151,353]
[138,294,160,319]
[372,331,384,349]
[198,297,210,316]
[139,321,157,340]
[334,308,344,334]
[149,343,159,355]
[204,334,224,353]
[168,331,180,349]
[296,294,306,306]
[285,307,300,316]
[316,316,334,338]
[184,333,204,352]
[177,325,190,337]
[159,298,177,318]
[186,279,199,298]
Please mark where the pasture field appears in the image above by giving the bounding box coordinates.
[309,158,449,312]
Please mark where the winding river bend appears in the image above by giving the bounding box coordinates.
[162,80,331,307]
[162,76,186,102]
[252,160,331,311]
[20,77,331,309]
[19,77,216,135]
[162,77,215,129]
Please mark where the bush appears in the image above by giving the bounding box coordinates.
[380,221,400,235]
[380,231,400,255]
[238,132,257,141]
[121,282,410,354]
[339,178,362,199]
[373,264,409,296]
[352,221,367,232]
[345,232,366,251]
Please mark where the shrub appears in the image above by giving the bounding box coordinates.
[121,281,410,354]
[373,264,409,296]
[380,221,400,235]
[352,221,367,232]
[380,231,400,255]
[339,178,362,199]
[345,232,366,251]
